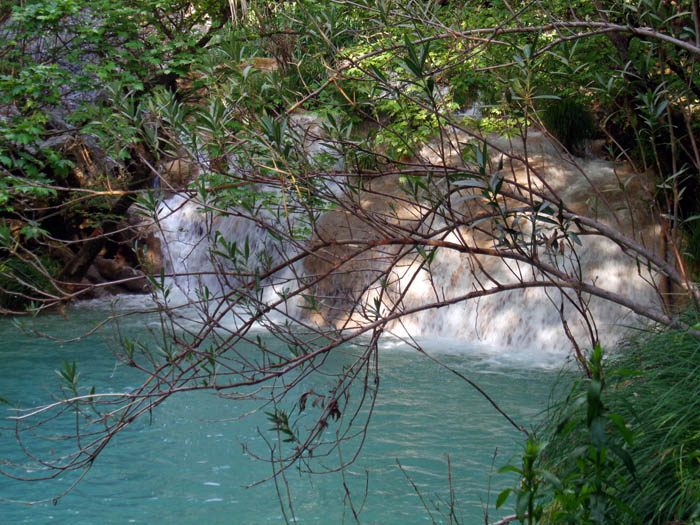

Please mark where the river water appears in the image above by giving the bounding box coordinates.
[0,301,567,524]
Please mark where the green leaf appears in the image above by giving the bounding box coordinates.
[496,488,512,508]
[609,443,637,480]
[590,416,607,447]
[498,465,523,475]
[453,179,487,189]
[608,412,634,445]
[587,380,602,424]
[613,368,643,378]
[540,469,562,491]
[608,493,642,523]
[572,445,590,459]
[515,492,529,521]
[567,232,582,246]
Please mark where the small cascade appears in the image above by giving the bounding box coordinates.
[391,231,658,354]
[305,132,663,354]
[377,134,659,352]
[155,110,335,301]
[156,193,293,305]
[153,130,663,355]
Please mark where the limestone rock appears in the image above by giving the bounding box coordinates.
[158,158,199,192]
[94,256,152,294]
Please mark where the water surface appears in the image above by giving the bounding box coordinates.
[0,305,564,523]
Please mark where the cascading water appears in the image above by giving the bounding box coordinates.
[155,113,335,309]
[0,126,664,525]
[390,229,658,353]
[157,193,279,296]
[153,128,662,357]
[386,134,662,353]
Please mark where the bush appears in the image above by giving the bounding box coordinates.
[601,326,700,523]
[0,250,61,312]
[499,324,700,524]
[682,219,700,280]
[540,97,597,155]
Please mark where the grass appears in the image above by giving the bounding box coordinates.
[540,97,596,155]
[537,320,700,524]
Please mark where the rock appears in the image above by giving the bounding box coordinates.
[93,256,152,294]
[289,112,325,138]
[301,131,661,350]
[78,277,111,299]
[0,103,20,125]
[37,133,120,188]
[288,111,332,157]
[158,158,199,191]
[126,209,164,274]
[136,231,163,274]
[247,57,279,72]
[85,263,104,284]
[585,138,608,159]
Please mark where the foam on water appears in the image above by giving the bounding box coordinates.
[144,130,662,360]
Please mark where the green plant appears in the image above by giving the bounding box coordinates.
[0,252,61,312]
[682,218,700,280]
[497,436,550,524]
[540,97,596,155]
[508,327,700,524]
[601,324,700,523]
[498,344,640,524]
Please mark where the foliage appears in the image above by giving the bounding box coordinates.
[583,324,700,523]
[498,345,640,524]
[500,328,700,524]
[540,97,596,155]
[497,436,549,524]
[0,0,699,521]
[683,218,700,279]
[0,249,60,312]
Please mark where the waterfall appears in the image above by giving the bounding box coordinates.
[388,231,657,353]
[156,193,297,304]
[378,133,662,353]
[153,131,662,355]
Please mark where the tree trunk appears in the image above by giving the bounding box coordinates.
[58,144,154,287]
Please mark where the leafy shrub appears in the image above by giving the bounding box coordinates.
[601,325,700,523]
[499,345,640,524]
[499,325,700,524]
[0,253,61,312]
[540,97,596,155]
[682,218,700,280]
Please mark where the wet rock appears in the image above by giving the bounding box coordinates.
[94,256,152,294]
[136,231,163,274]
[158,158,199,192]
[85,263,104,284]
[78,277,111,299]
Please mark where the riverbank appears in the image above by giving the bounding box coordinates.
[498,317,700,524]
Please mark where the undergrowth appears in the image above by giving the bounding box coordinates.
[499,319,700,524]
[540,97,596,155]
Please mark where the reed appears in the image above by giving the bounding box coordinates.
[540,319,700,523]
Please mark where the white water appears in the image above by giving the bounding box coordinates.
[400,133,660,352]
[388,230,656,355]
[152,131,662,359]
